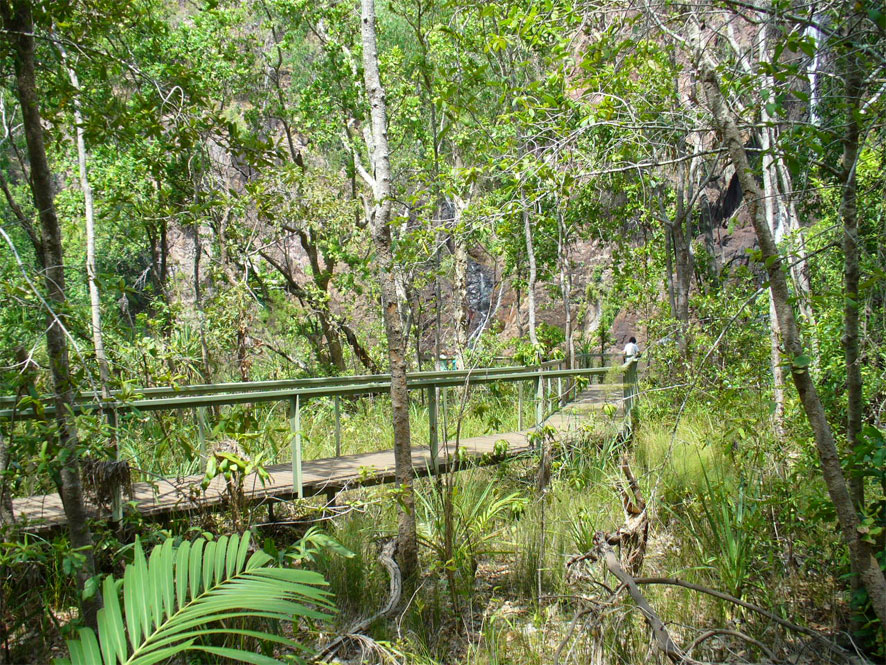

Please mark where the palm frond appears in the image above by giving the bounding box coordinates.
[56,532,333,665]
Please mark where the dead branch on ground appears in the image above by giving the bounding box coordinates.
[560,453,858,665]
[315,538,401,662]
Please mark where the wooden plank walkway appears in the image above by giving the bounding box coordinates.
[12,385,624,532]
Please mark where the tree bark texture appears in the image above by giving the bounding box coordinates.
[701,66,886,627]
[522,198,539,349]
[2,0,100,627]
[759,106,788,438]
[360,0,418,582]
[0,431,13,526]
[768,295,787,437]
[839,55,864,515]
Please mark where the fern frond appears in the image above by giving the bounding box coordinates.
[56,532,333,665]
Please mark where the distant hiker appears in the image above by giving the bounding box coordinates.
[624,336,640,362]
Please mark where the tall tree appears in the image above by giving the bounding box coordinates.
[359,0,419,582]
[0,0,99,627]
[700,62,886,627]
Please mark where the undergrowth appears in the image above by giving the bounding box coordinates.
[1,388,858,663]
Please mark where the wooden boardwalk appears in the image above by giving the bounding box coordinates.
[12,385,624,531]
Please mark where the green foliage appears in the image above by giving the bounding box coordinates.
[56,532,333,665]
[283,526,356,566]
[687,473,765,600]
[417,474,527,594]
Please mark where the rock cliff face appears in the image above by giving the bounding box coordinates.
[466,213,757,355]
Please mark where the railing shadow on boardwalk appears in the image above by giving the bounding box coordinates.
[3,354,638,532]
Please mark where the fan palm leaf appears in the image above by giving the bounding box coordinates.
[56,532,333,665]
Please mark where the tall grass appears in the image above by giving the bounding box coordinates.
[634,406,733,503]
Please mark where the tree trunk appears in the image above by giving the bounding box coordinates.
[701,65,886,627]
[61,50,112,398]
[453,207,470,368]
[0,431,13,526]
[522,197,539,349]
[360,0,418,582]
[758,30,819,375]
[759,106,788,438]
[2,0,99,628]
[767,295,787,436]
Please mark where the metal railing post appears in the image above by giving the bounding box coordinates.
[535,370,543,426]
[623,360,638,416]
[334,396,342,457]
[289,395,303,499]
[517,381,523,430]
[427,386,438,473]
[197,406,207,466]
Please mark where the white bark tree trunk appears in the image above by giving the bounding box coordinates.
[360,0,418,582]
[59,44,112,397]
[523,196,539,350]
[759,90,788,438]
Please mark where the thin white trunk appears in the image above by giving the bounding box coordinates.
[360,0,418,582]
[759,33,785,439]
[523,196,539,349]
[60,45,111,396]
[805,22,823,127]
[760,81,787,437]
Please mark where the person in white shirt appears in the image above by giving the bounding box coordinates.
[624,336,640,362]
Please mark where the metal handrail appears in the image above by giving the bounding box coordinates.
[0,365,612,419]
[0,352,619,407]
[3,357,635,504]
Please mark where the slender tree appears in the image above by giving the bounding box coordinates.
[359,0,419,582]
[700,64,886,627]
[57,44,112,398]
[0,0,100,627]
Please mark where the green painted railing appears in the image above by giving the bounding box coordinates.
[1,353,635,501]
